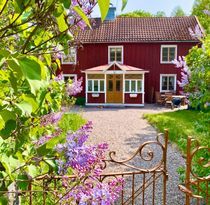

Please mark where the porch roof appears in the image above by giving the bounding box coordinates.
[82,62,149,73]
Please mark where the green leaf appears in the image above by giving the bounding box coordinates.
[73,6,91,27]
[0,196,8,205]
[40,161,49,174]
[53,3,64,17]
[27,165,39,178]
[44,54,51,67]
[56,14,68,32]
[61,0,71,9]
[15,101,32,116]
[22,95,38,113]
[98,0,110,21]
[17,174,29,191]
[0,120,16,139]
[121,0,128,11]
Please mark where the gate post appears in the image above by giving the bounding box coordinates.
[163,129,168,205]
[185,137,192,205]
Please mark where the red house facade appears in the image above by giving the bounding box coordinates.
[61,14,201,106]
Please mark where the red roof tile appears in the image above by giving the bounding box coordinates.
[76,16,201,43]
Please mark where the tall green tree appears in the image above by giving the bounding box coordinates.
[192,0,210,33]
[171,6,186,16]
[155,11,166,17]
[120,9,153,17]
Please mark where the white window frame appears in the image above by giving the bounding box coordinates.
[160,45,177,64]
[160,74,177,92]
[63,74,77,81]
[124,79,143,93]
[108,46,123,64]
[61,47,77,64]
[87,79,105,93]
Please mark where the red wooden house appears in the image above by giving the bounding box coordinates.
[61,8,201,106]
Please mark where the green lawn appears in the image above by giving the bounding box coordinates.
[144,110,210,154]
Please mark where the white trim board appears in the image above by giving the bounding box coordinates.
[85,103,144,107]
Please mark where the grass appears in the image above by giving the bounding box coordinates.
[59,113,86,133]
[144,110,210,154]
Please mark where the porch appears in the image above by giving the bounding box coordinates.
[83,62,149,106]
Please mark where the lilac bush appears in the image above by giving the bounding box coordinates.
[54,121,124,204]
[66,77,83,96]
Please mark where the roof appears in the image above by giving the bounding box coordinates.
[76,16,201,43]
[83,62,149,73]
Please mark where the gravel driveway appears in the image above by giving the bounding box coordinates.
[71,104,186,205]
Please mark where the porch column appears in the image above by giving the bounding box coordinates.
[104,73,107,103]
[123,73,125,104]
[142,73,145,104]
[85,73,88,104]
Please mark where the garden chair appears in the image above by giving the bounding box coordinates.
[164,93,174,109]
[155,91,165,105]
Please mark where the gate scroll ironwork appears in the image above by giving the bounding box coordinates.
[179,137,210,205]
[0,130,168,205]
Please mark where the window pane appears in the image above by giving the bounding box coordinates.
[116,80,121,91]
[108,80,113,91]
[100,80,104,91]
[137,81,142,92]
[162,47,168,62]
[88,80,92,91]
[93,80,99,92]
[116,48,122,62]
[125,81,130,92]
[162,77,168,90]
[63,47,76,63]
[169,77,175,90]
[131,81,136,92]
[169,47,175,61]
[110,48,115,62]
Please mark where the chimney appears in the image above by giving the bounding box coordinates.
[105,4,116,20]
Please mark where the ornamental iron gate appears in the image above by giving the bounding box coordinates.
[0,130,169,205]
[179,137,210,205]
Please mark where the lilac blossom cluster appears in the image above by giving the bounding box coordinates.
[40,112,64,126]
[63,178,124,204]
[69,0,94,30]
[172,56,191,88]
[66,77,83,96]
[55,121,124,204]
[55,121,108,177]
[188,24,203,40]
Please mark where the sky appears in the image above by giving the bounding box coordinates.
[92,0,196,17]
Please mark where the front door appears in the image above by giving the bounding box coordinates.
[106,74,123,103]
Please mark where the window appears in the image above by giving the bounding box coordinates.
[87,80,105,92]
[108,46,123,63]
[62,47,77,64]
[63,74,77,82]
[124,80,143,93]
[160,74,176,92]
[161,45,177,63]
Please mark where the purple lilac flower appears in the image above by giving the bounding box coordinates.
[62,178,124,204]
[172,56,191,88]
[188,24,203,40]
[40,112,63,127]
[69,0,93,30]
[66,77,83,96]
[54,74,64,82]
[55,121,109,177]
[203,10,210,16]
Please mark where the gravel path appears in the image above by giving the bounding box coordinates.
[71,104,186,205]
